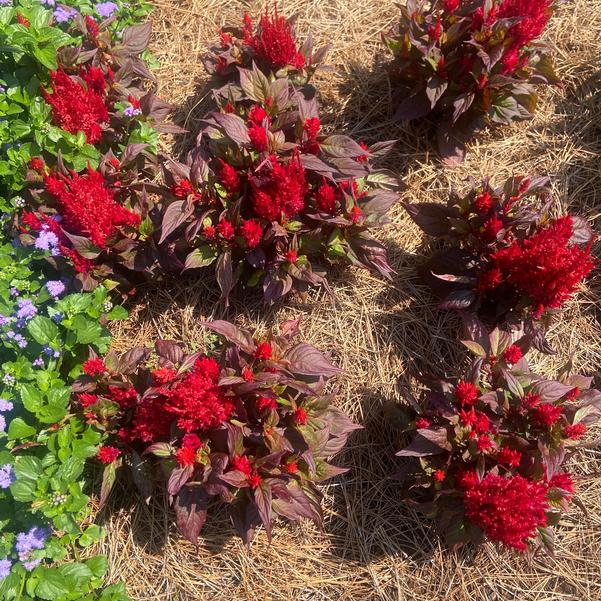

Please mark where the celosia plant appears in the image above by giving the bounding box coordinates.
[397,324,601,553]
[203,5,329,85]
[153,9,401,302]
[405,175,595,348]
[71,321,359,543]
[383,0,560,163]
[16,149,158,290]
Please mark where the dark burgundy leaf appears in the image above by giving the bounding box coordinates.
[202,321,256,354]
[158,200,194,244]
[253,483,273,540]
[99,462,117,509]
[118,347,150,374]
[531,380,574,402]
[122,22,152,54]
[403,202,453,237]
[155,340,185,366]
[283,343,341,378]
[213,113,251,145]
[174,486,208,545]
[167,465,194,496]
[397,428,452,457]
[215,250,234,304]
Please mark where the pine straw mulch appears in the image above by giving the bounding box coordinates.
[92,1,601,599]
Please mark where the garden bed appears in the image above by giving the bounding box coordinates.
[89,0,601,599]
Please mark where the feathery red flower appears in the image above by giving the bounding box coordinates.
[463,474,549,551]
[42,68,109,144]
[44,167,140,249]
[250,10,306,70]
[83,358,106,376]
[218,160,241,193]
[503,345,523,365]
[562,423,587,440]
[254,342,272,360]
[240,220,263,249]
[455,380,479,405]
[97,446,121,464]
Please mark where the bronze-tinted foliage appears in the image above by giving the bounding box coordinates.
[72,321,360,544]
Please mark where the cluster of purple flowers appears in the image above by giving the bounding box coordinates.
[0,558,11,581]
[0,464,15,489]
[123,103,142,118]
[15,299,37,321]
[15,527,50,571]
[46,280,65,298]
[53,5,77,23]
[96,1,118,18]
[0,398,13,436]
[34,227,60,256]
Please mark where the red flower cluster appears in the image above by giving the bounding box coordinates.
[250,153,307,222]
[97,446,121,464]
[398,327,600,553]
[383,1,558,162]
[71,324,356,544]
[43,167,140,249]
[42,67,109,144]
[463,474,548,551]
[489,217,594,317]
[246,10,306,70]
[83,358,106,376]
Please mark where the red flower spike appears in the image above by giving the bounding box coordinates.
[242,367,254,382]
[218,160,241,194]
[171,179,195,199]
[152,368,177,386]
[498,446,522,468]
[29,157,45,173]
[43,167,140,249]
[217,219,235,241]
[549,472,574,495]
[294,407,308,425]
[249,472,262,489]
[285,461,298,474]
[240,220,263,249]
[474,191,493,214]
[315,182,337,213]
[455,380,479,405]
[464,474,549,551]
[43,68,108,144]
[232,455,252,476]
[86,16,100,38]
[415,417,431,429]
[503,345,523,365]
[284,250,298,264]
[248,124,269,152]
[78,393,99,409]
[563,423,587,440]
[532,403,563,427]
[97,446,121,464]
[250,9,305,70]
[256,396,277,412]
[83,358,106,376]
[434,470,446,482]
[254,342,272,360]
[176,446,197,467]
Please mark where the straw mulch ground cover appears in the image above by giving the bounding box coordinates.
[93,1,601,599]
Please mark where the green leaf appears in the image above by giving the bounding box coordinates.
[85,555,108,579]
[7,417,36,440]
[34,568,70,600]
[27,315,59,345]
[70,314,103,345]
[106,305,128,321]
[21,383,43,413]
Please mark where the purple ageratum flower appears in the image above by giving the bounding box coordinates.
[0,0,12,7]
[14,334,27,349]
[5,330,14,339]
[96,1,118,18]
[2,374,15,386]
[16,527,50,570]
[33,357,44,367]
[124,105,142,118]
[16,299,37,320]
[46,280,65,298]
[10,288,19,298]
[0,315,10,326]
[0,415,5,433]
[53,6,76,23]
[34,228,59,253]
[0,464,15,488]
[42,0,56,6]
[51,312,63,324]
[0,558,11,580]
[0,399,13,412]
[42,345,54,357]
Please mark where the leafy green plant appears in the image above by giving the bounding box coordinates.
[0,233,129,599]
